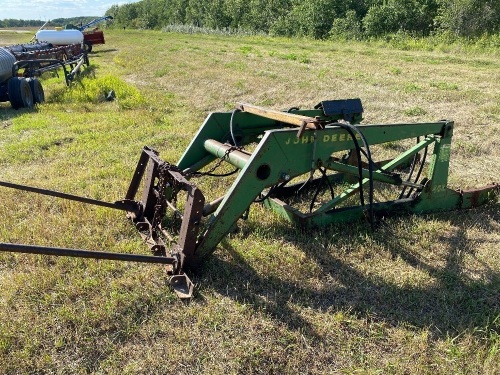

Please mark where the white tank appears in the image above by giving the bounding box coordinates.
[36,29,84,45]
[0,47,16,83]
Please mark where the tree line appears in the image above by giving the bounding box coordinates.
[0,17,100,29]
[104,0,500,39]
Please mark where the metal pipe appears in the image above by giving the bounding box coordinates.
[203,139,250,170]
[0,180,138,212]
[68,56,85,81]
[30,20,50,41]
[0,243,176,264]
[166,199,183,218]
[202,196,225,216]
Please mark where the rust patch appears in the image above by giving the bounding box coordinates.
[462,184,499,207]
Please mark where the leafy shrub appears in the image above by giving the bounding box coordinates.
[435,0,500,37]
[55,75,145,109]
[329,10,363,40]
[363,0,438,37]
[162,24,263,36]
[404,106,427,116]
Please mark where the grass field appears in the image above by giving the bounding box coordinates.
[0,29,499,374]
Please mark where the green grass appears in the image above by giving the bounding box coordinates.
[0,29,499,374]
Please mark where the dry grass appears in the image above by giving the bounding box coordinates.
[0,29,499,374]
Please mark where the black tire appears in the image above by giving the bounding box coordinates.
[19,78,34,108]
[83,41,93,53]
[27,78,45,104]
[8,77,33,110]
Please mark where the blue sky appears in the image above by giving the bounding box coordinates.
[1,0,139,21]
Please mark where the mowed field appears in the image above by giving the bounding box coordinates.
[0,29,499,374]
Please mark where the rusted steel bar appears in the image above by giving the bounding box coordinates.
[0,243,176,264]
[0,180,139,212]
[125,146,158,200]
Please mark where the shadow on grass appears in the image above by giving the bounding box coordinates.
[201,203,500,340]
[1,99,41,123]
[89,48,118,55]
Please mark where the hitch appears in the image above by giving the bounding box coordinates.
[1,99,498,298]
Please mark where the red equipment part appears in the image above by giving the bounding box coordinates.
[83,29,106,52]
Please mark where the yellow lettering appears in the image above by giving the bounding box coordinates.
[347,134,352,141]
[339,133,346,141]
[331,134,337,142]
[285,138,291,145]
[302,136,309,144]
[293,137,300,144]
[323,134,330,142]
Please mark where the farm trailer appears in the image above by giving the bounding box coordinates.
[0,42,89,109]
[0,99,498,298]
[63,16,113,52]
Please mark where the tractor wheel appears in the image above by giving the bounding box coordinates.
[27,78,45,104]
[83,41,93,53]
[8,77,33,109]
[19,78,34,108]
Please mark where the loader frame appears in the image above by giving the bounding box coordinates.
[1,99,498,298]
